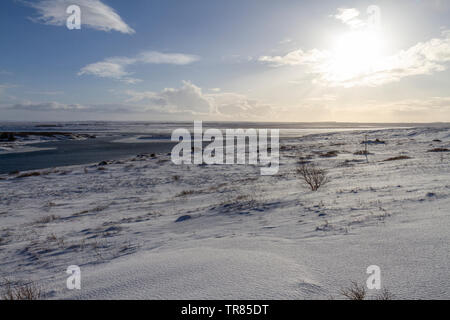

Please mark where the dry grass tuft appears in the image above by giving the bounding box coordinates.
[340,281,394,300]
[176,190,199,197]
[340,281,366,300]
[375,288,395,300]
[34,214,59,224]
[1,279,43,300]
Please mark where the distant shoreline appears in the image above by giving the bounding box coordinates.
[0,135,176,174]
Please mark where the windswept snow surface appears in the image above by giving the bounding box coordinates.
[0,127,449,299]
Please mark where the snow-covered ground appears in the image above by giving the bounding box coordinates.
[0,127,449,299]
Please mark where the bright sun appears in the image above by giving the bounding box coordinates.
[325,30,385,84]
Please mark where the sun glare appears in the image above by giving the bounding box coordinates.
[325,30,385,84]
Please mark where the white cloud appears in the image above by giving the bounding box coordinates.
[78,57,140,84]
[212,92,273,117]
[306,94,338,102]
[125,81,212,114]
[10,101,89,111]
[137,52,200,65]
[0,84,18,100]
[279,38,293,44]
[0,84,16,89]
[333,8,365,29]
[259,49,329,67]
[0,84,9,92]
[79,51,200,83]
[124,81,274,118]
[329,30,450,87]
[4,100,148,113]
[6,94,449,122]
[26,0,135,34]
[259,30,450,87]
[3,81,273,120]
[27,90,64,95]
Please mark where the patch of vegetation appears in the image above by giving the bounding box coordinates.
[354,150,372,155]
[176,190,199,197]
[297,153,314,165]
[340,281,394,300]
[320,150,339,158]
[0,132,16,141]
[428,148,449,152]
[375,288,395,300]
[1,279,43,300]
[34,214,59,224]
[15,171,42,178]
[361,138,385,144]
[384,155,411,161]
[340,281,366,300]
[297,163,329,191]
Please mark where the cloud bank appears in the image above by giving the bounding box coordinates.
[259,29,450,87]
[124,81,274,118]
[78,52,200,84]
[3,82,274,120]
[10,101,88,111]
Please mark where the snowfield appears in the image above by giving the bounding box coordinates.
[0,127,449,299]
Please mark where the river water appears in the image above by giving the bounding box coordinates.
[0,136,175,174]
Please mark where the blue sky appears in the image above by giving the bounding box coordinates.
[0,0,449,122]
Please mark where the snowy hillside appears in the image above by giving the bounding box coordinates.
[0,127,449,299]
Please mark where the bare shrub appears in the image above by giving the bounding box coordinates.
[176,190,198,197]
[297,163,328,191]
[375,288,394,300]
[1,279,43,300]
[340,281,394,300]
[340,281,366,300]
